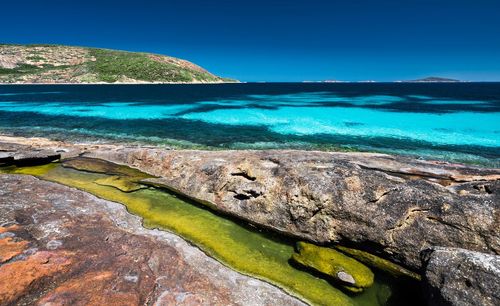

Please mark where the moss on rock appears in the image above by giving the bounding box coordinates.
[291,242,375,292]
[335,245,421,281]
[94,175,146,192]
[62,157,153,179]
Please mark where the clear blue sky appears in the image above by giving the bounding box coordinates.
[1,0,500,82]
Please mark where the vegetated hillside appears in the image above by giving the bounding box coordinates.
[0,44,235,83]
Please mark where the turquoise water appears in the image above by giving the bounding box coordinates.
[0,83,499,166]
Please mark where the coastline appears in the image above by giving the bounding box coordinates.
[1,134,499,305]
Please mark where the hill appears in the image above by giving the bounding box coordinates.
[0,44,235,84]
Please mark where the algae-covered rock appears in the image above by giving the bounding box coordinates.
[0,163,58,176]
[62,157,153,179]
[291,242,374,292]
[335,245,421,281]
[94,176,146,192]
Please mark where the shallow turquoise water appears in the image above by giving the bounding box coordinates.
[0,83,499,166]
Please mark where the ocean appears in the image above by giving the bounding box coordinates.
[1,83,499,166]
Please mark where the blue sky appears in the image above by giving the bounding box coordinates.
[1,0,500,81]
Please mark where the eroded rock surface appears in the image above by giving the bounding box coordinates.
[0,143,60,166]
[85,147,499,271]
[1,136,499,272]
[0,174,304,306]
[421,247,500,306]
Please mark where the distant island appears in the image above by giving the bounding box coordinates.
[397,76,462,83]
[0,44,236,84]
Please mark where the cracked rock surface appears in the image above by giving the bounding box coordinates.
[0,174,303,306]
[422,247,500,306]
[85,147,499,271]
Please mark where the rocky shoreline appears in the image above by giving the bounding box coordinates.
[1,135,499,305]
[0,174,303,305]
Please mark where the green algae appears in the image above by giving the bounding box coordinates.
[292,242,375,293]
[0,162,58,176]
[62,157,154,179]
[335,246,421,281]
[94,175,147,192]
[0,160,418,306]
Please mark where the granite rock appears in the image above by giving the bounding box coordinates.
[1,135,499,272]
[422,247,500,306]
[0,174,304,306]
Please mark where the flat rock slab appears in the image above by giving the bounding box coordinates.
[422,247,500,306]
[0,141,61,166]
[0,174,303,306]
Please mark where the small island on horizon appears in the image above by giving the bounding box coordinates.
[398,76,462,83]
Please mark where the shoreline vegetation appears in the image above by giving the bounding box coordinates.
[0,135,498,305]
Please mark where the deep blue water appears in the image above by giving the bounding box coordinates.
[0,83,499,166]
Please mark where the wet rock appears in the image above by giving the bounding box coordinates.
[291,242,374,292]
[421,247,500,306]
[0,174,304,306]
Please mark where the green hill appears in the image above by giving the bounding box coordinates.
[0,44,235,84]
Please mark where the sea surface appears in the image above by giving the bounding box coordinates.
[0,83,499,166]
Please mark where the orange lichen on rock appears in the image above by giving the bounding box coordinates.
[0,237,29,263]
[38,270,139,306]
[0,251,72,305]
[0,225,20,234]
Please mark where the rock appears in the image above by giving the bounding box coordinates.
[0,174,304,306]
[12,150,60,166]
[334,245,421,280]
[0,152,14,165]
[421,247,500,306]
[0,142,60,167]
[0,250,73,304]
[0,235,29,263]
[291,242,374,292]
[1,136,499,272]
[84,147,499,271]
